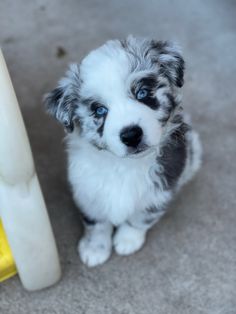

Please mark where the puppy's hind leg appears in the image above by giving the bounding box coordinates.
[114,206,166,256]
[78,215,113,267]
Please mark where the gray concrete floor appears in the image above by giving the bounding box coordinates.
[0,0,236,313]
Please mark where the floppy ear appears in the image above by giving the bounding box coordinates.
[150,40,185,87]
[44,64,80,132]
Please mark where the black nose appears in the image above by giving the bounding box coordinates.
[120,125,143,148]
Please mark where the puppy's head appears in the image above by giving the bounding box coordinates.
[45,36,184,157]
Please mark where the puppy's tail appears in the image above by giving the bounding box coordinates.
[178,130,202,188]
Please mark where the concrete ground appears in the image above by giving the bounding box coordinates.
[0,0,236,313]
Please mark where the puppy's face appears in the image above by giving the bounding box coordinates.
[45,36,184,157]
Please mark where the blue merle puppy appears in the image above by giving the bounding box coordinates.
[45,36,202,267]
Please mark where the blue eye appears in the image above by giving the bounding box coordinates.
[95,106,108,117]
[136,88,149,100]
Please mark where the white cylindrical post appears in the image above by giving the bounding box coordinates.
[0,49,61,291]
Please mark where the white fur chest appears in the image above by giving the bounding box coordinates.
[67,137,159,225]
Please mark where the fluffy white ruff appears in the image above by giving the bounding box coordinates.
[67,134,172,226]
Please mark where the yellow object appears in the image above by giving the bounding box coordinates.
[0,220,17,282]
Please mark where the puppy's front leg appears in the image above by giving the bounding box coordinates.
[114,206,166,256]
[78,216,113,267]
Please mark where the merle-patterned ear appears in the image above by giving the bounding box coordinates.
[44,64,80,132]
[151,40,185,87]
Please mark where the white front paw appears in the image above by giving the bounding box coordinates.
[114,224,146,256]
[78,236,112,267]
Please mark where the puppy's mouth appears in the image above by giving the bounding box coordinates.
[91,141,155,159]
[133,146,148,155]
[127,144,154,158]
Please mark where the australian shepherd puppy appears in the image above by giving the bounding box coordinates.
[45,36,202,267]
